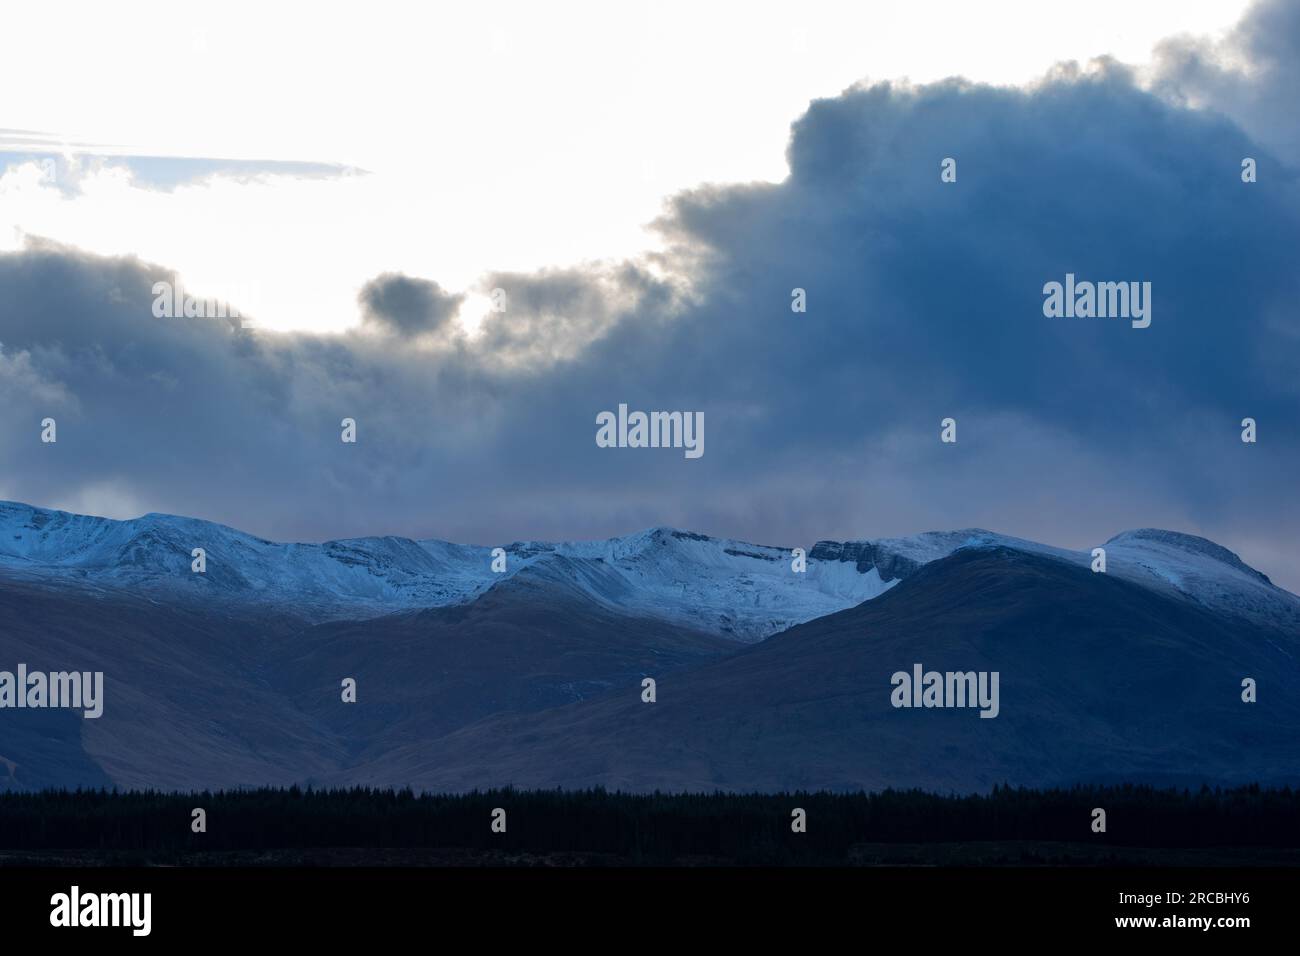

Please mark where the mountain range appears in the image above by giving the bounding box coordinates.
[0,500,1296,792]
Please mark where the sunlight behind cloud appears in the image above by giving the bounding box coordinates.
[0,0,1252,334]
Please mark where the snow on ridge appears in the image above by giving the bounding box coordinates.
[487,527,891,641]
[1104,528,1272,584]
[1,501,1295,638]
[0,500,499,615]
[0,506,895,640]
[813,526,1300,632]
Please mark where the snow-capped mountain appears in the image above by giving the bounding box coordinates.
[811,527,1300,635]
[493,529,893,639]
[0,500,498,614]
[1,500,1296,641]
[2,499,1297,793]
[364,545,1300,794]
[0,502,892,639]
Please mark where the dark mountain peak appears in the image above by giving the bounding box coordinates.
[806,542,1100,630]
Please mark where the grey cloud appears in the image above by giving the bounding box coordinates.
[476,264,679,366]
[359,273,464,337]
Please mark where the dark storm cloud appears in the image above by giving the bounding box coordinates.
[359,273,464,337]
[1,0,1298,588]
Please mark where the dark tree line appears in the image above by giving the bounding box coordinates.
[0,784,1296,864]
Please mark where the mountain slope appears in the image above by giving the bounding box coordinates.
[0,577,337,792]
[0,566,733,791]
[261,562,736,767]
[338,547,1300,793]
[811,527,1300,635]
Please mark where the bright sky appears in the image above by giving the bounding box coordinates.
[0,0,1252,333]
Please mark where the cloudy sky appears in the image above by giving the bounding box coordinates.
[2,0,1298,589]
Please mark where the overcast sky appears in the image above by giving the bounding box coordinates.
[2,0,1298,590]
